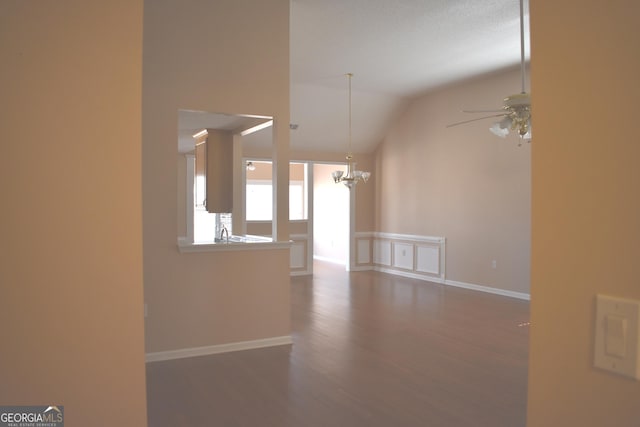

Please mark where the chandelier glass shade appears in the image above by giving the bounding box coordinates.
[332,73,371,188]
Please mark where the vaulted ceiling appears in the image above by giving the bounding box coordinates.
[289,0,530,153]
[179,0,530,155]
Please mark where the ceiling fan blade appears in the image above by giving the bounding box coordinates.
[462,109,505,113]
[446,113,508,128]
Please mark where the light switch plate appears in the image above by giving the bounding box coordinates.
[594,294,640,380]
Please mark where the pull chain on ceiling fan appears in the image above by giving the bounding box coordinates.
[447,0,531,145]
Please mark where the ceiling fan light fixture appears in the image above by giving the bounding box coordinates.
[489,118,511,138]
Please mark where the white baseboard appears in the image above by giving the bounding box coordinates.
[351,265,374,272]
[290,270,311,276]
[145,335,293,363]
[375,266,445,284]
[373,266,530,301]
[444,279,530,300]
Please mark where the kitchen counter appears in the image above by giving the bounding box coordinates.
[177,235,291,253]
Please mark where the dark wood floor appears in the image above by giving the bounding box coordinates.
[146,262,529,426]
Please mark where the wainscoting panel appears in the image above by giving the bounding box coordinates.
[373,239,392,266]
[416,245,440,275]
[290,241,305,269]
[356,238,371,265]
[353,232,528,300]
[373,233,445,282]
[290,233,311,276]
[392,242,414,270]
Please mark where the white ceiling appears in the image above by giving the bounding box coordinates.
[179,0,530,154]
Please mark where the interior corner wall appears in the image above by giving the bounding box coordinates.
[374,68,531,294]
[0,1,147,424]
[142,0,291,354]
[528,0,640,425]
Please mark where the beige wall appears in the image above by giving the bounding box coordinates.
[0,1,147,424]
[143,0,291,353]
[528,0,640,425]
[375,68,531,294]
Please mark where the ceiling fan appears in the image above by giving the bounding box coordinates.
[447,0,531,144]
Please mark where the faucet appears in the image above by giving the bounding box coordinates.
[220,225,229,243]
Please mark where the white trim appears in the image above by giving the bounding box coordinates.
[290,270,311,276]
[184,154,195,244]
[375,266,445,284]
[374,231,444,244]
[306,164,314,276]
[145,335,293,363]
[373,266,530,300]
[443,279,530,301]
[177,238,292,253]
[351,265,374,272]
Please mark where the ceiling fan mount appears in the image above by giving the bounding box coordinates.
[504,92,530,108]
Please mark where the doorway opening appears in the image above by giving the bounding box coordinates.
[313,163,350,268]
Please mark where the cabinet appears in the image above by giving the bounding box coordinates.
[204,129,233,213]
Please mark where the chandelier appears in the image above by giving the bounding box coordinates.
[332,73,371,189]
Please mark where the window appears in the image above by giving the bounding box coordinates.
[245,161,308,221]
